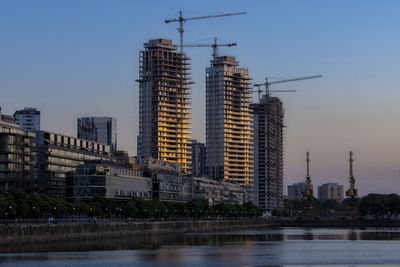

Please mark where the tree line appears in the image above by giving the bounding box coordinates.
[0,190,262,220]
[279,193,400,219]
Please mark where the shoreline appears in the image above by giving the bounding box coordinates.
[0,219,273,247]
[1,219,400,252]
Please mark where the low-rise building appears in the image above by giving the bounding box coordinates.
[318,182,344,202]
[193,176,247,205]
[139,157,181,175]
[0,119,36,191]
[36,130,114,197]
[66,162,152,201]
[139,157,192,204]
[152,173,192,204]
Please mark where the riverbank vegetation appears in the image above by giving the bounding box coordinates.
[278,193,400,219]
[2,190,399,221]
[0,190,262,220]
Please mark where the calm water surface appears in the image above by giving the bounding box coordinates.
[1,228,400,266]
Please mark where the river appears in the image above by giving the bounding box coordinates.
[1,227,400,266]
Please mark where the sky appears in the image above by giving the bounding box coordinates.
[1,0,400,196]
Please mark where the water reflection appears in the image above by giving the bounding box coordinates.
[2,228,400,266]
[2,227,400,254]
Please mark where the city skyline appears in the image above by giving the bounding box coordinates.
[2,1,400,195]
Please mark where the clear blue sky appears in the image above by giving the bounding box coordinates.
[2,0,400,195]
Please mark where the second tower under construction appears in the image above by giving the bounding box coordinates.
[206,56,253,185]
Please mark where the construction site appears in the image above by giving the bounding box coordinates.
[135,10,328,215]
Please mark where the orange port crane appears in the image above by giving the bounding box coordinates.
[165,11,246,53]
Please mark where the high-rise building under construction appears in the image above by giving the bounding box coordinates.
[206,56,253,186]
[252,95,284,212]
[137,39,192,173]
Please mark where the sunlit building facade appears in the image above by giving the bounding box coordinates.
[206,56,253,186]
[137,39,192,174]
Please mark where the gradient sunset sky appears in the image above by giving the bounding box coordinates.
[2,0,400,195]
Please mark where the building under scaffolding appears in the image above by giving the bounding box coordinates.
[252,95,284,212]
[137,39,192,174]
[206,56,253,186]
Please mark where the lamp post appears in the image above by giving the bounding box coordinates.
[33,206,39,223]
[53,207,57,223]
[4,210,8,224]
[9,205,14,222]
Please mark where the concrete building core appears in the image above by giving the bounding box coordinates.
[252,95,284,212]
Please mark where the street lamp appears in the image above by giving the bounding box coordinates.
[8,206,14,221]
[33,206,39,223]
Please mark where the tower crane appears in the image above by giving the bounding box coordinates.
[182,37,237,61]
[165,11,245,170]
[252,75,323,102]
[165,11,246,53]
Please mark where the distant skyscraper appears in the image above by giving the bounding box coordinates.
[252,95,284,212]
[206,56,253,185]
[77,117,117,151]
[191,140,206,177]
[318,182,344,202]
[13,107,40,132]
[288,182,312,200]
[136,39,192,173]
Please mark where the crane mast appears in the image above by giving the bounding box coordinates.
[165,11,246,54]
